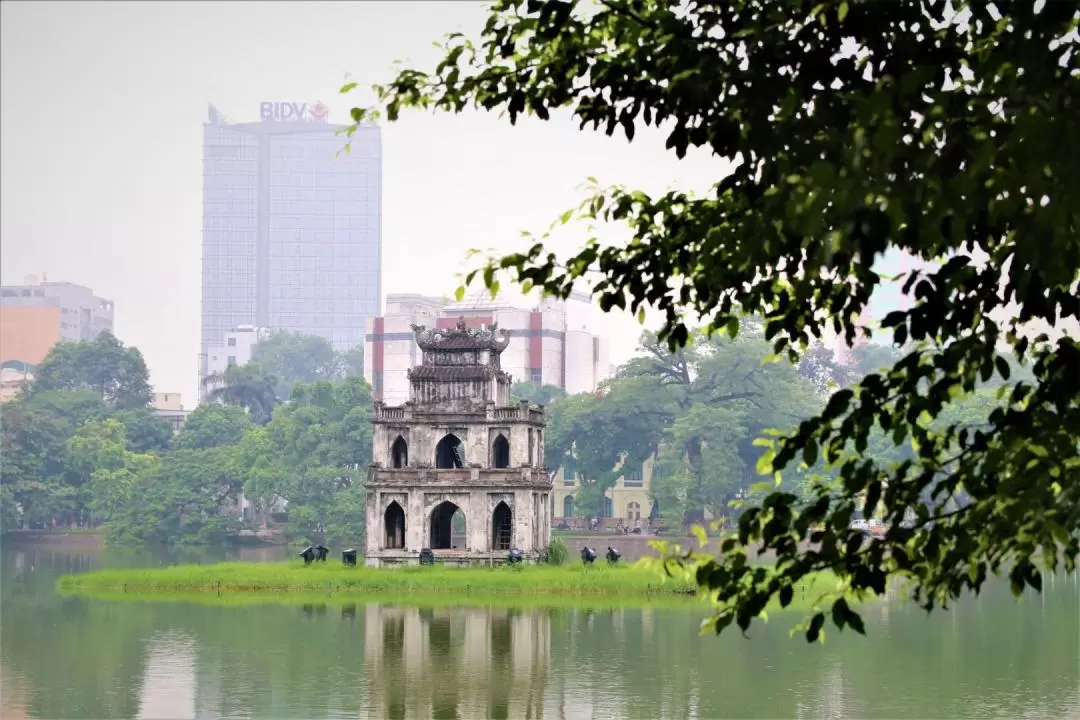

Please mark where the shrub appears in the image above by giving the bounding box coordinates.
[546,536,570,566]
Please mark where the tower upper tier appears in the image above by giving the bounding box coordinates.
[406,317,513,410]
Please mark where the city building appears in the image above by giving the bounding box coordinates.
[364,289,611,405]
[551,455,656,526]
[152,392,192,432]
[364,319,552,566]
[199,325,270,399]
[0,275,114,367]
[200,101,381,389]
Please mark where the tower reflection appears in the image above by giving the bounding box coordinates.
[361,605,550,719]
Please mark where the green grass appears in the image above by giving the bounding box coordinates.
[57,560,868,617]
[58,560,699,599]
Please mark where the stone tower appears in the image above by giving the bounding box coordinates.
[363,317,552,566]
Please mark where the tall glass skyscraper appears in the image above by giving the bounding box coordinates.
[200,102,381,366]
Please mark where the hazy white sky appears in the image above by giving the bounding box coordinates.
[0,1,726,404]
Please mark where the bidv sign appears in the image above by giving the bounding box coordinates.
[259,101,329,123]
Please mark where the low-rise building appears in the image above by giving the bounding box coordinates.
[198,325,270,401]
[153,392,192,432]
[550,456,655,527]
[0,275,115,367]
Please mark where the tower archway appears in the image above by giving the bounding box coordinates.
[492,434,510,469]
[435,433,464,469]
[384,501,405,549]
[391,435,408,468]
[491,501,513,551]
[430,501,466,549]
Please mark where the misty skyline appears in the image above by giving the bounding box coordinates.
[4,1,715,403]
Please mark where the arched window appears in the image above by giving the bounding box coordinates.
[492,434,510,469]
[627,501,641,521]
[562,495,575,518]
[430,501,465,549]
[391,435,408,469]
[384,501,405,549]
[435,433,464,469]
[491,501,513,551]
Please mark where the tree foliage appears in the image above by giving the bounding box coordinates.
[247,331,366,399]
[251,331,342,399]
[175,403,254,451]
[544,328,824,522]
[239,377,374,546]
[112,408,174,453]
[347,0,1080,639]
[202,363,279,425]
[105,447,242,546]
[30,332,153,409]
[2,338,374,550]
[511,380,567,406]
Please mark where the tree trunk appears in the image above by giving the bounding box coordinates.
[684,437,709,513]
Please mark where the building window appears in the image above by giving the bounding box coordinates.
[624,467,643,487]
[530,368,542,384]
[227,337,236,347]
[227,356,237,367]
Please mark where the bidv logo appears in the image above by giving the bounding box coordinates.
[259,101,329,123]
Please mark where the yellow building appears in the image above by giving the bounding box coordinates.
[551,455,656,525]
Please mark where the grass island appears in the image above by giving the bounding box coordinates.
[57,560,854,613]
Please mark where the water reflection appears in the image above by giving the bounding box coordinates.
[361,605,550,719]
[137,631,197,720]
[2,539,1078,720]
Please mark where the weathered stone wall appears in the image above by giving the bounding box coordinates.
[373,407,543,470]
[364,465,552,556]
[365,478,551,555]
[409,377,495,412]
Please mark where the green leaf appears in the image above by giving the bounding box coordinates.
[995,355,1010,381]
[342,0,1080,647]
[755,450,775,475]
[806,612,826,643]
[726,315,740,338]
[803,437,819,467]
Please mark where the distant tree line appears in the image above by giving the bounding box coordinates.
[2,327,1025,548]
[1,330,370,548]
[521,322,1033,527]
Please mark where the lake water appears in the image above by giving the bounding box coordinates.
[1,538,1077,719]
